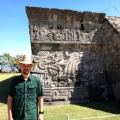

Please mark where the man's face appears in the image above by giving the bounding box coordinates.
[20,64,32,75]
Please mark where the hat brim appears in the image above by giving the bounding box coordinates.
[16,61,36,67]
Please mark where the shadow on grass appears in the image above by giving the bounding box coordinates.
[72,100,120,115]
[0,76,16,104]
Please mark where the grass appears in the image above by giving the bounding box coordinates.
[44,102,120,120]
[0,73,120,120]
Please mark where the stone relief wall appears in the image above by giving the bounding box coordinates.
[26,6,117,103]
[102,17,120,100]
[26,6,105,44]
[31,44,109,102]
[32,46,105,87]
[29,19,103,44]
[103,17,120,69]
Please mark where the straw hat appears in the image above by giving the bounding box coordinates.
[16,55,36,67]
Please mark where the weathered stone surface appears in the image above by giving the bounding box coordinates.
[98,13,106,23]
[62,9,75,21]
[83,11,93,22]
[106,16,120,33]
[26,6,50,20]
[50,8,62,20]
[93,12,99,23]
[75,12,83,21]
[26,6,120,103]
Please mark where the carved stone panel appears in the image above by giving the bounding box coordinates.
[29,19,104,44]
[30,43,109,102]
[26,6,118,102]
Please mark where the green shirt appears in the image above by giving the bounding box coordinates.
[8,74,44,120]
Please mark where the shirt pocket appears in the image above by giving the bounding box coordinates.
[15,86,24,94]
[28,85,36,94]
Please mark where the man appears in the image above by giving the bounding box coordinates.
[7,55,44,120]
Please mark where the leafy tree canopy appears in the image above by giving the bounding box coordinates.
[0,53,23,67]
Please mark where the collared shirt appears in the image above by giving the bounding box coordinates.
[8,74,44,120]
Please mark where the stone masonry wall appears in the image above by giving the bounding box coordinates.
[102,17,120,100]
[26,6,119,103]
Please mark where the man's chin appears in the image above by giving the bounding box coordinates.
[22,72,30,75]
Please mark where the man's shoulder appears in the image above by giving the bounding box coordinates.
[11,75,21,81]
[9,75,22,86]
[30,74,40,81]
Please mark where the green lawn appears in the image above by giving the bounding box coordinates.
[0,73,120,120]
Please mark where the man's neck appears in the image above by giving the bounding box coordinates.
[22,73,30,80]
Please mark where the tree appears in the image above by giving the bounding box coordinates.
[0,55,2,65]
[0,53,12,66]
[14,55,23,70]
[0,53,23,66]
[15,55,23,61]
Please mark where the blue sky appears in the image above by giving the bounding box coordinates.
[0,0,120,57]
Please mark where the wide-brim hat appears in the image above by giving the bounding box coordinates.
[16,55,36,67]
